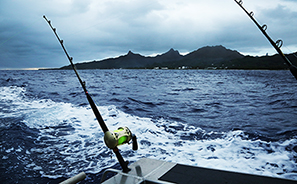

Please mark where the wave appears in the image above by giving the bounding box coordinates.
[1,86,297,181]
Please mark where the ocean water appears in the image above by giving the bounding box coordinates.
[0,69,297,183]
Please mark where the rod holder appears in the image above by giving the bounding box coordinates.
[59,172,86,184]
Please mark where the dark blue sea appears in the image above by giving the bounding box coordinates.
[1,69,297,183]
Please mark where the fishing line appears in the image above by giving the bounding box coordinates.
[284,45,297,59]
[0,31,24,69]
[241,6,291,57]
[234,0,297,80]
[0,17,41,47]
[0,18,42,69]
[0,28,25,47]
[259,22,296,57]
[0,33,21,47]
[260,25,297,59]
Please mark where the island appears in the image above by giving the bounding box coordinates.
[50,45,297,70]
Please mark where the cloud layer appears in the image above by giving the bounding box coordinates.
[0,0,297,69]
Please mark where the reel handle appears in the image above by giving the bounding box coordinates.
[132,134,138,151]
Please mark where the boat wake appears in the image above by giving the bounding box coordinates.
[1,86,297,182]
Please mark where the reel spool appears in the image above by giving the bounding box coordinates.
[104,127,137,150]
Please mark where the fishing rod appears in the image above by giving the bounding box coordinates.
[234,0,297,80]
[43,15,137,173]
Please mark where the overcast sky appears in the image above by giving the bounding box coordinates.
[0,0,297,69]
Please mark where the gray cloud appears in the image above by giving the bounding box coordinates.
[0,0,296,69]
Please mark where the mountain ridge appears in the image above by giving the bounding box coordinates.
[58,45,297,70]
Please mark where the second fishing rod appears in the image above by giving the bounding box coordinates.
[43,15,137,173]
[234,0,297,80]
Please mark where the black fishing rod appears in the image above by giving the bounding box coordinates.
[43,15,137,173]
[234,0,297,80]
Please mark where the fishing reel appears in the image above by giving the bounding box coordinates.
[104,127,138,151]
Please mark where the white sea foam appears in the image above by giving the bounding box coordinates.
[0,86,26,101]
[1,86,297,180]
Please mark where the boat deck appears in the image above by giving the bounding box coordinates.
[101,158,296,184]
